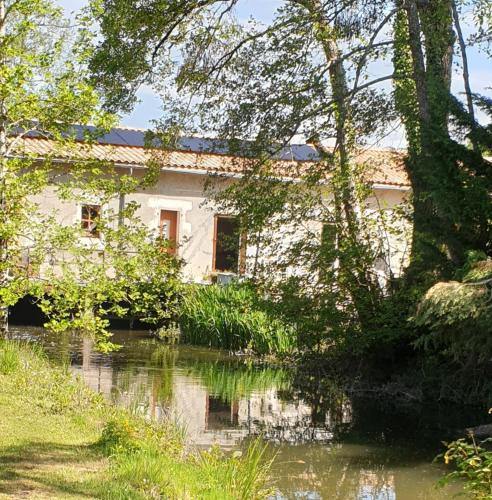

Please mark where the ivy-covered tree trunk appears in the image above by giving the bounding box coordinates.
[394,0,484,288]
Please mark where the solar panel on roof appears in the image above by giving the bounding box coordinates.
[22,124,321,161]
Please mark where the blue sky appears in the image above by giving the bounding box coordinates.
[57,0,491,147]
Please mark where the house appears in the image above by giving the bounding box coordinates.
[15,125,411,283]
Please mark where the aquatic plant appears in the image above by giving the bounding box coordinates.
[179,283,296,355]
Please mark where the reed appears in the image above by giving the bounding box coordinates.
[179,284,296,355]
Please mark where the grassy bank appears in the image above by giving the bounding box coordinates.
[0,340,273,499]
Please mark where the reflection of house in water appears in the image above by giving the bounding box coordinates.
[74,340,352,449]
[358,471,396,500]
[72,338,114,399]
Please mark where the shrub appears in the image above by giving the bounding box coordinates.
[179,283,296,355]
[98,415,142,455]
[413,257,492,365]
[439,432,492,498]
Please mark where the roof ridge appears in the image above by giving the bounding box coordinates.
[113,124,149,132]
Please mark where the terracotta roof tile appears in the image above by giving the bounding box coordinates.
[11,136,410,188]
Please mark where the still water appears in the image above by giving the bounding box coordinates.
[14,328,469,499]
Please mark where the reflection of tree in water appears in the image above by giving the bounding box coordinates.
[271,442,400,500]
[277,368,354,441]
[185,360,291,403]
[111,342,178,416]
[184,360,356,445]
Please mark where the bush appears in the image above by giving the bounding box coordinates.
[439,431,492,498]
[179,283,296,355]
[98,415,142,455]
[413,257,492,365]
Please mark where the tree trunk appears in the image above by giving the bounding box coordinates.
[301,0,382,328]
[397,0,467,285]
[451,0,480,156]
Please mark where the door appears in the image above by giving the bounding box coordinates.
[160,210,179,254]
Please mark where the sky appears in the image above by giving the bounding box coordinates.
[56,0,491,148]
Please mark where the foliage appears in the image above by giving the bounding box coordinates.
[88,0,416,351]
[413,255,492,365]
[394,0,492,286]
[439,432,492,499]
[89,0,492,408]
[36,223,183,351]
[0,0,182,349]
[179,283,297,355]
[0,0,112,331]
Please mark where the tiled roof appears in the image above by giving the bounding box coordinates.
[12,135,411,188]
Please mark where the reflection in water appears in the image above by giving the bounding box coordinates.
[14,328,463,499]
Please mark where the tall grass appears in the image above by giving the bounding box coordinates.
[97,414,273,499]
[179,284,296,355]
[0,341,21,374]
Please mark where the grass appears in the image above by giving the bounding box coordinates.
[179,283,297,355]
[0,339,274,499]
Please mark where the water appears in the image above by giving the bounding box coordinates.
[13,327,471,499]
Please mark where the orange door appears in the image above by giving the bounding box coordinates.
[160,210,179,254]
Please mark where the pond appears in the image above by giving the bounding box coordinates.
[12,327,473,499]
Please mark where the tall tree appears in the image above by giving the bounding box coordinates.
[90,0,402,334]
[0,0,108,332]
[394,0,492,288]
[89,0,491,340]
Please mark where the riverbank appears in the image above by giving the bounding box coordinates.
[0,340,272,499]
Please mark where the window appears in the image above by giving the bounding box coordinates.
[81,204,100,237]
[213,216,246,273]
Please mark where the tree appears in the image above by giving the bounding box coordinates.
[0,0,181,347]
[394,0,492,288]
[88,0,491,342]
[90,0,404,336]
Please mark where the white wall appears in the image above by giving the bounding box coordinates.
[28,167,411,283]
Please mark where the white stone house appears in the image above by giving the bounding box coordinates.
[16,126,411,283]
